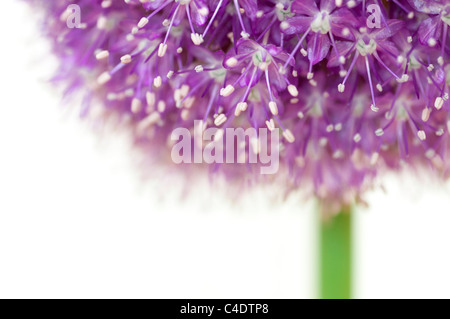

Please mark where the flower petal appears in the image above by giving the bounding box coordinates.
[308,33,331,65]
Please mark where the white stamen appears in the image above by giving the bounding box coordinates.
[326,124,334,132]
[238,102,248,111]
[265,119,275,131]
[300,49,307,57]
[268,101,278,115]
[191,33,204,45]
[376,83,383,92]
[283,129,295,143]
[353,133,361,143]
[288,85,299,97]
[198,7,209,16]
[157,100,166,113]
[407,36,413,43]
[407,12,414,19]
[225,57,238,68]
[153,76,162,88]
[347,0,356,8]
[97,72,111,85]
[195,65,204,73]
[240,31,250,39]
[131,98,142,113]
[307,72,314,80]
[297,111,304,119]
[158,43,168,57]
[220,85,235,97]
[96,50,109,60]
[280,21,290,30]
[435,97,444,110]
[339,56,346,64]
[214,114,227,126]
[167,70,174,79]
[417,130,426,141]
[396,74,409,83]
[428,38,437,47]
[138,17,149,29]
[422,108,431,122]
[438,56,444,66]
[338,83,345,93]
[375,128,384,136]
[120,54,132,64]
[97,16,107,30]
[371,104,379,112]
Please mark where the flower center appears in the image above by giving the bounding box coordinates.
[356,38,377,56]
[275,2,294,21]
[252,50,271,69]
[310,12,331,34]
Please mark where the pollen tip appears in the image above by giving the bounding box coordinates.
[435,97,444,110]
[120,54,132,64]
[214,114,227,126]
[138,17,149,29]
[280,21,290,31]
[269,101,279,115]
[191,33,204,45]
[417,130,426,141]
[307,72,314,80]
[370,104,379,112]
[375,128,384,137]
[338,83,345,93]
[288,85,299,97]
[283,129,295,143]
[240,31,250,39]
[225,57,238,68]
[97,72,111,85]
[220,84,235,97]
[95,50,109,60]
[158,43,168,58]
[265,119,275,131]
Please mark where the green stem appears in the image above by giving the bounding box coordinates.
[319,208,352,299]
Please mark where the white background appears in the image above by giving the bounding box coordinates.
[0,1,449,298]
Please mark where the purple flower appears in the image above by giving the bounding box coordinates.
[25,0,450,213]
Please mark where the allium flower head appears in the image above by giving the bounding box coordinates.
[27,0,450,213]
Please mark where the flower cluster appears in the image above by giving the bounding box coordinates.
[28,0,449,212]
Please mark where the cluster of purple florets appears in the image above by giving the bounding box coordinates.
[31,0,449,211]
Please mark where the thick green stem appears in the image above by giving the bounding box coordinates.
[319,208,352,299]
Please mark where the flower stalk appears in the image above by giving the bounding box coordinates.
[319,207,352,299]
